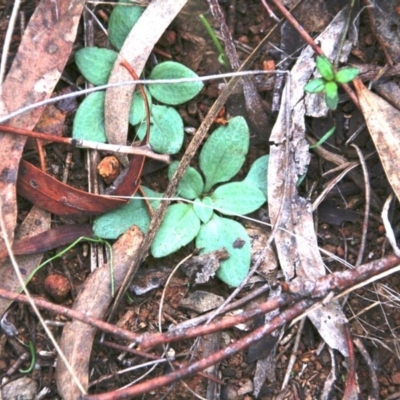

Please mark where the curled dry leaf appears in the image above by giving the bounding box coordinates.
[0,224,93,260]
[0,0,85,247]
[56,226,144,400]
[17,160,126,216]
[353,77,400,203]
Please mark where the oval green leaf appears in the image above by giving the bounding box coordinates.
[316,56,334,81]
[73,92,106,143]
[151,203,201,258]
[136,105,184,154]
[75,47,117,86]
[196,215,250,287]
[244,155,269,199]
[325,81,338,110]
[193,197,213,223]
[304,78,326,94]
[168,161,204,200]
[129,87,152,126]
[148,61,204,105]
[200,116,249,192]
[93,186,162,239]
[211,182,266,215]
[335,67,359,84]
[108,3,144,50]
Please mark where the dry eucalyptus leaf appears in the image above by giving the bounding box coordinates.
[353,78,400,203]
[105,0,187,147]
[0,0,85,248]
[56,226,144,400]
[268,9,350,356]
[0,207,50,316]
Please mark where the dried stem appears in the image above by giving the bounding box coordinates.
[0,125,171,164]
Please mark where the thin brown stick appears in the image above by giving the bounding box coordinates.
[35,139,46,172]
[207,0,270,137]
[1,254,400,353]
[0,125,171,163]
[0,288,141,342]
[351,144,370,266]
[82,299,314,400]
[353,338,379,400]
[100,340,224,385]
[343,323,358,399]
[261,0,280,22]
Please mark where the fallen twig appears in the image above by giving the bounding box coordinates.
[0,125,171,164]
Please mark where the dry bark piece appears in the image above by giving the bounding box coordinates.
[17,160,126,216]
[353,77,400,203]
[268,10,350,356]
[2,376,37,400]
[179,290,225,313]
[129,266,171,296]
[56,226,144,400]
[207,0,270,139]
[366,0,400,64]
[0,0,85,247]
[180,249,229,284]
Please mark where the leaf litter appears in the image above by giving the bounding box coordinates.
[1,0,400,398]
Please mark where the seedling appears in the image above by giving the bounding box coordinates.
[199,14,229,68]
[309,126,336,149]
[19,341,36,374]
[73,1,203,154]
[304,56,359,109]
[94,117,269,287]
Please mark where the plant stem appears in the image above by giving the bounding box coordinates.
[19,341,36,374]
[199,14,229,68]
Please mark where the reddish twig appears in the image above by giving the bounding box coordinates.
[261,0,280,22]
[0,125,170,163]
[35,139,46,172]
[267,0,360,109]
[343,323,358,399]
[353,338,380,400]
[101,340,224,385]
[82,299,314,400]
[1,254,399,353]
[0,288,141,342]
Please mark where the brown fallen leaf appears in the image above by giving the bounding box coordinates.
[0,224,93,260]
[17,160,126,216]
[0,0,85,247]
[353,77,400,203]
[0,206,51,315]
[56,226,144,400]
[105,0,187,147]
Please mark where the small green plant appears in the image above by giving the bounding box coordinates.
[73,1,203,155]
[304,56,359,110]
[93,116,269,287]
[199,14,229,68]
